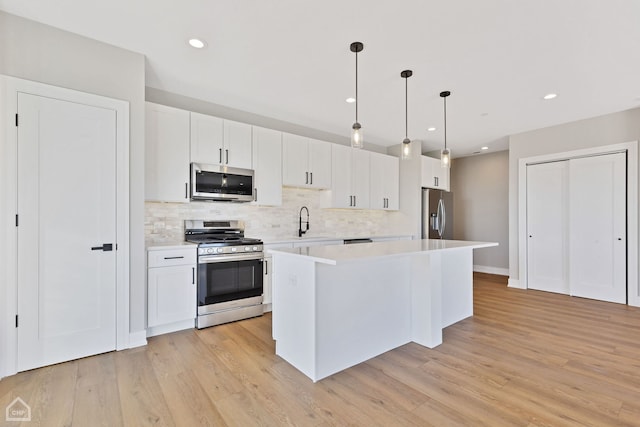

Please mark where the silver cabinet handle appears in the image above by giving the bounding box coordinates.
[354,195,356,207]
[310,172,313,185]
[185,182,188,199]
[192,267,195,284]
[264,260,268,275]
[219,148,223,164]
[225,149,229,164]
[164,256,184,260]
[305,172,309,184]
[254,188,258,202]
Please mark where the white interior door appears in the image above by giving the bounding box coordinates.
[17,92,117,371]
[569,153,626,303]
[526,161,569,294]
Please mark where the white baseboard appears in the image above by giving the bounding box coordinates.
[263,303,273,313]
[507,278,525,289]
[146,319,195,338]
[128,330,148,348]
[473,265,509,276]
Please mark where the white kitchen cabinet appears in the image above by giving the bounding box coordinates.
[145,102,191,202]
[223,119,253,169]
[292,239,343,248]
[282,133,331,189]
[370,152,399,210]
[421,155,449,191]
[190,112,252,169]
[252,126,282,206]
[328,144,370,209]
[147,247,197,337]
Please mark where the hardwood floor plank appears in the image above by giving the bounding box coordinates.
[115,347,176,426]
[72,353,124,426]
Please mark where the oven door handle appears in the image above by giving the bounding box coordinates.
[199,253,264,264]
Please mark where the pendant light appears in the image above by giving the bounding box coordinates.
[400,70,413,160]
[440,90,451,168]
[350,42,364,148]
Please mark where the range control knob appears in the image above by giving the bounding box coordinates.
[206,248,214,254]
[245,246,251,251]
[253,246,258,251]
[231,247,237,252]
[217,248,225,254]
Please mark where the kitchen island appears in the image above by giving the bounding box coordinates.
[269,239,498,382]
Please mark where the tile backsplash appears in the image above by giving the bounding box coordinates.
[145,187,411,245]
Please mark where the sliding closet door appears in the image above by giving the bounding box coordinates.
[569,153,626,303]
[526,161,569,294]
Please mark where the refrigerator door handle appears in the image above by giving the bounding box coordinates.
[437,198,446,238]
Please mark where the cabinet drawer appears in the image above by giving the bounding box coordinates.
[148,247,197,267]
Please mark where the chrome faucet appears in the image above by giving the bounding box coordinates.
[299,206,310,237]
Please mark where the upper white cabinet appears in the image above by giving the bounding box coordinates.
[145,102,190,202]
[282,133,331,189]
[190,112,252,169]
[370,152,399,210]
[252,126,282,206]
[421,155,450,191]
[328,144,370,209]
[223,120,253,169]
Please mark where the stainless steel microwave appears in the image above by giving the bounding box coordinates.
[190,163,254,202]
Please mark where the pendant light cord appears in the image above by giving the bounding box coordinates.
[355,50,359,123]
[405,77,408,139]
[443,95,447,150]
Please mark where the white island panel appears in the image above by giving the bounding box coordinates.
[271,239,498,382]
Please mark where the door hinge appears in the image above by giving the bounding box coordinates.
[15,113,18,127]
[15,214,18,227]
[15,315,18,328]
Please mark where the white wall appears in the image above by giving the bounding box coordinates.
[450,150,509,274]
[0,11,147,333]
[146,187,411,244]
[508,108,640,289]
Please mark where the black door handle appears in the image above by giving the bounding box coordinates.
[91,243,113,251]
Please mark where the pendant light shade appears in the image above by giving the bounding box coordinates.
[440,91,451,168]
[400,70,413,160]
[350,42,364,149]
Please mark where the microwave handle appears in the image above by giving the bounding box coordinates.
[185,182,188,199]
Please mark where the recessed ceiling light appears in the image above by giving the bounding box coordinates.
[188,38,206,49]
[427,127,436,132]
[481,146,489,150]
[481,112,489,117]
[543,93,557,100]
[346,97,356,103]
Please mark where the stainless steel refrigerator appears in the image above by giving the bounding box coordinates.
[421,188,454,239]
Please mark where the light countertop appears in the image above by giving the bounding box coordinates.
[269,239,498,265]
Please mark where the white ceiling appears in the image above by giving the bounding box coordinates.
[3,0,640,157]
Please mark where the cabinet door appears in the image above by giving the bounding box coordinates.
[145,102,190,202]
[252,126,282,206]
[148,264,196,327]
[370,153,399,210]
[308,138,332,189]
[384,155,400,210]
[351,149,370,208]
[369,152,386,210]
[331,144,352,208]
[282,133,309,187]
[190,112,224,165]
[223,120,253,169]
[434,160,450,191]
[421,156,439,189]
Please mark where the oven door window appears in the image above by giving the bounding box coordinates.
[198,258,263,305]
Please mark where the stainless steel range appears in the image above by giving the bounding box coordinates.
[185,220,264,329]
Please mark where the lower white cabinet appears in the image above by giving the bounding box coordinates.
[147,246,197,336]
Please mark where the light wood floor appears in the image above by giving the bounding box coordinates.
[2,274,640,426]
